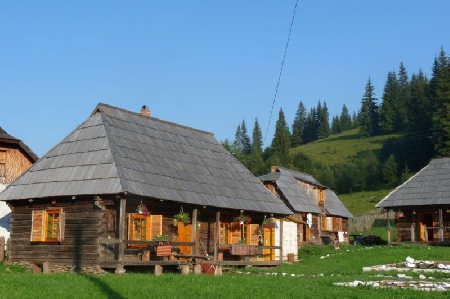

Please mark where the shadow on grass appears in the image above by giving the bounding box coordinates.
[75,225,125,299]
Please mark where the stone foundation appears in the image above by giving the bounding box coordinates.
[6,261,108,274]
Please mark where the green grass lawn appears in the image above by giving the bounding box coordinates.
[2,244,449,298]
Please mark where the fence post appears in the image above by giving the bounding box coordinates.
[0,236,4,261]
[411,223,415,242]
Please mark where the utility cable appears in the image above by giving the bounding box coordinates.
[264,0,299,145]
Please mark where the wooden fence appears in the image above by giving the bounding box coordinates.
[349,209,395,232]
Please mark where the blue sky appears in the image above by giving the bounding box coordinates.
[1,1,448,157]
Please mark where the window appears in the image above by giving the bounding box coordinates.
[0,150,6,184]
[127,213,162,247]
[31,208,65,242]
[219,222,259,245]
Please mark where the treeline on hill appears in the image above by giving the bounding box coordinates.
[222,47,450,194]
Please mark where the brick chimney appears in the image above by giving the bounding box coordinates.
[140,105,151,117]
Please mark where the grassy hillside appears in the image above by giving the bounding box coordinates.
[290,129,403,215]
[338,184,396,215]
[290,129,400,166]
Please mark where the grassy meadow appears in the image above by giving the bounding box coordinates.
[290,129,400,167]
[2,244,449,298]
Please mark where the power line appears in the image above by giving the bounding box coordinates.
[263,0,299,145]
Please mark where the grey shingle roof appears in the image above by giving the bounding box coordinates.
[259,167,352,218]
[0,126,39,162]
[376,158,450,208]
[325,189,353,218]
[0,103,291,215]
[259,168,321,213]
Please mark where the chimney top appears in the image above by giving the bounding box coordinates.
[140,105,151,117]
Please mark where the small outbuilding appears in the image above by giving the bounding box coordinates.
[0,127,38,248]
[376,157,450,243]
[259,166,353,249]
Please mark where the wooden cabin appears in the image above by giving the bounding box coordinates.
[0,127,38,247]
[0,103,292,274]
[376,158,450,244]
[259,167,353,253]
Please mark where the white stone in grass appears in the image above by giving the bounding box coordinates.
[282,273,286,276]
[406,256,414,264]
[397,274,406,278]
[291,274,295,277]
[320,256,325,259]
[419,274,426,279]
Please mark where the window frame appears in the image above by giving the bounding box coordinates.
[31,208,65,243]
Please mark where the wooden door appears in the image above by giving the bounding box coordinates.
[302,224,310,242]
[419,213,434,241]
[263,227,275,260]
[177,222,192,254]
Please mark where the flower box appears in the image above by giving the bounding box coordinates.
[156,245,172,257]
[231,244,256,256]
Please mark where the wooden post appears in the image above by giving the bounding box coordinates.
[214,211,220,262]
[438,209,444,242]
[115,197,127,274]
[279,218,283,262]
[180,264,189,275]
[411,223,415,242]
[191,208,198,255]
[155,265,163,276]
[0,237,4,261]
[193,264,202,274]
[387,209,391,244]
[42,261,50,274]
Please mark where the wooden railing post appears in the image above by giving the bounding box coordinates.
[191,208,198,255]
[411,223,415,242]
[439,209,444,242]
[387,210,391,244]
[424,225,428,242]
[116,197,127,274]
[214,211,220,262]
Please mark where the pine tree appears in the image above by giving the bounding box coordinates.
[397,62,409,131]
[359,78,379,137]
[246,118,266,175]
[233,120,251,156]
[318,101,330,139]
[406,70,431,134]
[303,107,316,144]
[379,71,400,133]
[271,108,291,167]
[291,101,306,147]
[331,115,341,135]
[233,123,243,158]
[339,104,352,132]
[431,48,450,157]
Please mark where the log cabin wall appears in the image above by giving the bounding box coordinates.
[9,197,103,268]
[0,146,34,185]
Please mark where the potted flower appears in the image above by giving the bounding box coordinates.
[395,210,405,219]
[262,218,276,230]
[136,202,150,216]
[233,214,252,224]
[174,210,191,225]
[153,234,169,241]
